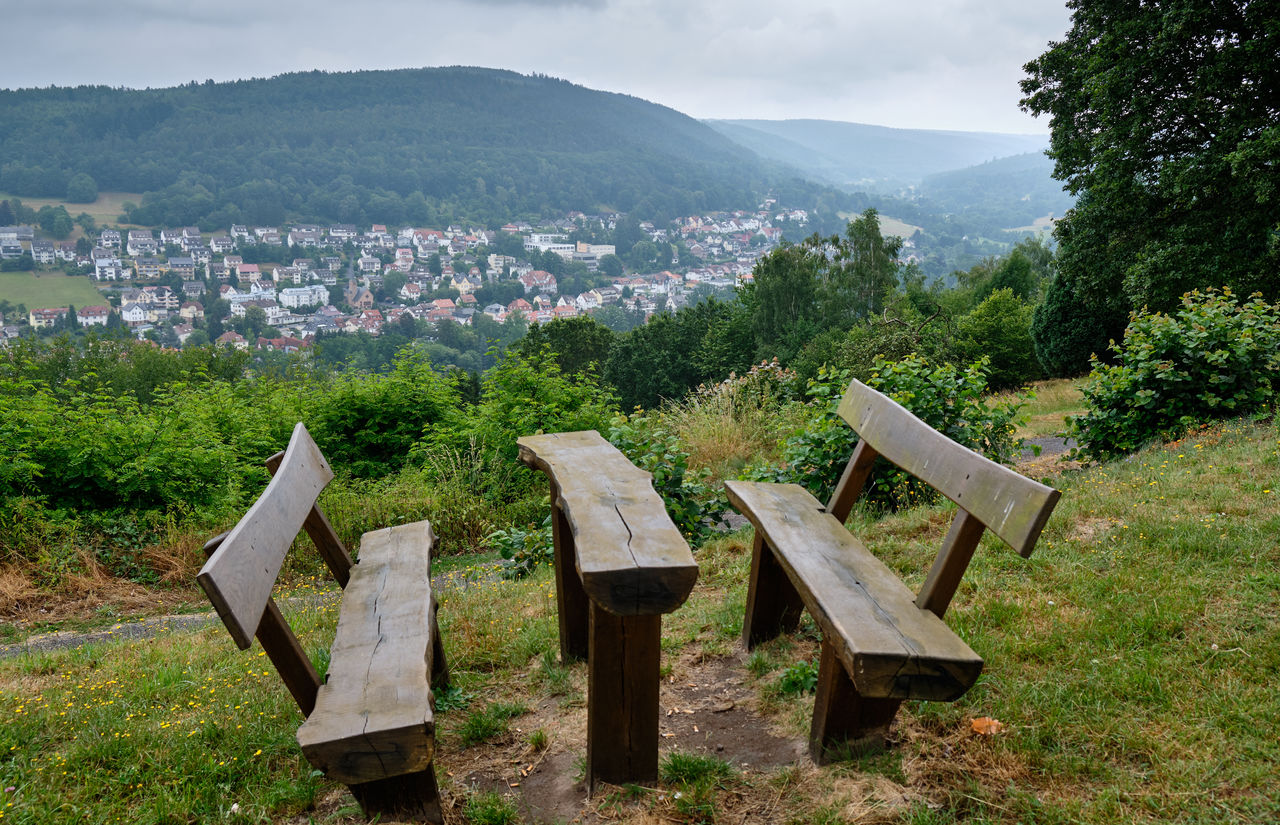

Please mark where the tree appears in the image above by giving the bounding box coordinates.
[956,289,1041,391]
[517,316,616,377]
[747,209,902,363]
[66,173,98,204]
[0,200,14,226]
[1021,0,1279,335]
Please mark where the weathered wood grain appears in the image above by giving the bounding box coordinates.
[838,378,1060,557]
[587,607,661,790]
[741,532,805,648]
[197,423,333,649]
[266,449,353,588]
[724,480,983,701]
[518,431,697,616]
[297,521,438,785]
[810,638,901,763]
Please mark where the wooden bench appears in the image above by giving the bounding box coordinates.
[725,378,1060,763]
[197,422,449,822]
[518,430,698,791]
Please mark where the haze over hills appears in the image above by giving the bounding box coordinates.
[705,118,1050,191]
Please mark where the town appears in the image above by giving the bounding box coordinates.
[0,203,815,350]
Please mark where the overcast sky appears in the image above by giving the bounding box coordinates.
[0,0,1072,134]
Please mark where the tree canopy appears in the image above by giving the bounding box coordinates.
[1021,0,1279,355]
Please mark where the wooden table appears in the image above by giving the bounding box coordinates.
[518,430,698,790]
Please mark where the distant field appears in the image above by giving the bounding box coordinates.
[0,191,145,228]
[836,213,923,239]
[1007,214,1059,233]
[0,271,107,311]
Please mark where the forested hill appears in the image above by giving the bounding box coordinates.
[0,67,811,227]
[706,118,1049,191]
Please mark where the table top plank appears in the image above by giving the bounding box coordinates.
[519,431,698,616]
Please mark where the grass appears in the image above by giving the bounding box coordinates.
[0,191,146,230]
[1003,377,1087,438]
[0,271,107,311]
[1,417,1278,822]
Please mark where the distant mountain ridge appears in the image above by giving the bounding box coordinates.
[706,118,1050,191]
[0,67,818,227]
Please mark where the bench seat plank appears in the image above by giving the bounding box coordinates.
[518,431,697,616]
[297,521,438,785]
[724,480,983,701]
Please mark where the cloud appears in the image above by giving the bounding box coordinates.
[0,0,1071,131]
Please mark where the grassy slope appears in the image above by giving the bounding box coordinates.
[0,271,106,310]
[1,417,1277,822]
[0,191,144,228]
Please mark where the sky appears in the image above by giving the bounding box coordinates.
[0,0,1073,134]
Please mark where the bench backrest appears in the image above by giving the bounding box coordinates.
[828,379,1060,617]
[196,422,354,715]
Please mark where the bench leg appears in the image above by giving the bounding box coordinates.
[809,639,901,764]
[587,604,660,792]
[742,534,805,649]
[551,498,590,662]
[430,595,450,691]
[348,763,443,824]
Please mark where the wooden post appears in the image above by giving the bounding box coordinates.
[587,605,661,791]
[742,534,805,649]
[203,532,321,717]
[349,767,443,824]
[809,639,901,764]
[550,495,591,662]
[916,510,986,618]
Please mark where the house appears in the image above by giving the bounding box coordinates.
[29,307,67,328]
[256,336,306,353]
[237,263,261,280]
[30,241,55,265]
[279,284,329,309]
[121,303,149,327]
[230,225,251,241]
[517,270,557,295]
[358,254,381,274]
[78,306,111,327]
[179,302,205,322]
[399,282,422,302]
[126,230,157,256]
[507,298,533,316]
[173,323,195,345]
[182,281,207,300]
[189,246,211,265]
[329,224,357,241]
[168,257,195,280]
[135,257,163,279]
[216,330,248,349]
[288,229,321,248]
[56,242,77,262]
[99,229,121,249]
[159,228,184,246]
[210,235,234,254]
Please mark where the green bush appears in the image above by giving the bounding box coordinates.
[956,287,1042,391]
[607,412,727,544]
[750,357,1024,511]
[310,347,461,478]
[489,513,554,579]
[1032,270,1114,377]
[1069,289,1280,461]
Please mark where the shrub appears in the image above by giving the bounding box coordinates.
[956,287,1042,391]
[750,357,1024,511]
[1069,289,1280,461]
[1032,270,1114,377]
[778,659,819,695]
[607,413,727,544]
[489,513,553,579]
[309,347,461,478]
